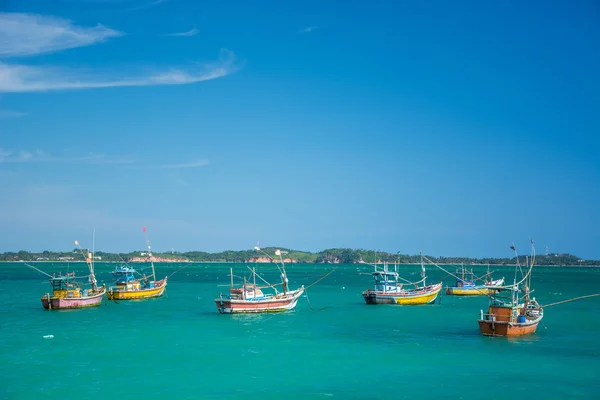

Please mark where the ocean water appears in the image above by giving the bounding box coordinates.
[1,262,599,400]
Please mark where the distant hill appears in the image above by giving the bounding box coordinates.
[0,248,598,266]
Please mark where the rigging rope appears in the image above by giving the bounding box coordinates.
[305,268,337,290]
[168,264,190,278]
[420,256,493,296]
[542,293,600,308]
[24,263,53,278]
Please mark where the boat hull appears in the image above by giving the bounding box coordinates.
[478,304,544,337]
[362,283,442,305]
[41,288,105,310]
[477,318,541,337]
[446,286,496,296]
[215,288,304,314]
[107,279,167,300]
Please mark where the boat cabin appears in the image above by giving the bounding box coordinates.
[371,270,401,293]
[454,266,476,287]
[111,266,147,291]
[49,272,82,298]
[228,284,268,301]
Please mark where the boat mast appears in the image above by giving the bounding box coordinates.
[277,249,288,295]
[230,267,234,288]
[420,251,426,287]
[143,227,156,282]
[90,228,97,291]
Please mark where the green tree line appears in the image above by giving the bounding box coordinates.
[0,248,598,266]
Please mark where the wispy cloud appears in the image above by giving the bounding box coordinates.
[127,159,210,169]
[0,109,26,118]
[298,26,318,34]
[0,49,239,93]
[0,12,123,58]
[0,148,210,170]
[166,27,199,37]
[157,160,209,169]
[124,0,168,12]
[0,148,134,164]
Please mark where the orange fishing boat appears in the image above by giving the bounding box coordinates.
[477,241,543,337]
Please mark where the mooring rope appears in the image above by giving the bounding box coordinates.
[305,289,332,312]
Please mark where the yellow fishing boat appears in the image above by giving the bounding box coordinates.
[106,227,167,300]
[445,265,504,296]
[362,252,442,305]
[106,267,167,300]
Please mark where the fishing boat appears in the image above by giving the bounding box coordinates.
[106,227,167,300]
[215,247,305,313]
[445,264,504,296]
[40,240,106,310]
[477,241,543,337]
[362,253,443,305]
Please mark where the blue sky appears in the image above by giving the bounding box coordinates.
[1,0,599,258]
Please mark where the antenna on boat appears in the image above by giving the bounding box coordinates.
[143,226,156,282]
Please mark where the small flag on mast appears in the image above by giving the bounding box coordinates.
[142,227,147,232]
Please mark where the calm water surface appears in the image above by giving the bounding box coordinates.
[1,262,599,399]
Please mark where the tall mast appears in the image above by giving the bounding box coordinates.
[276,249,287,295]
[230,267,234,288]
[91,228,97,290]
[420,251,426,286]
[143,226,156,282]
[75,237,97,291]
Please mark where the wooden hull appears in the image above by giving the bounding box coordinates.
[446,279,504,296]
[107,279,167,300]
[362,283,442,305]
[41,288,106,310]
[215,288,304,314]
[446,286,496,296]
[478,304,544,337]
[477,318,541,337]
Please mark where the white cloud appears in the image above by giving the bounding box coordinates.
[158,160,209,169]
[0,148,209,170]
[0,109,26,118]
[0,148,134,164]
[126,159,210,169]
[166,27,199,37]
[298,26,318,34]
[0,49,239,92]
[0,12,123,58]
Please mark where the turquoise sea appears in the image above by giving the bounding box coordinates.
[1,262,599,399]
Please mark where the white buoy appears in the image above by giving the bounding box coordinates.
[43,335,54,339]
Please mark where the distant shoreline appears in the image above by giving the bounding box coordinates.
[1,260,598,268]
